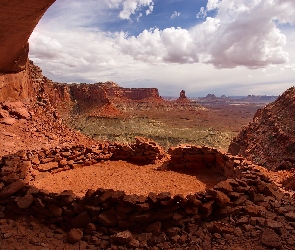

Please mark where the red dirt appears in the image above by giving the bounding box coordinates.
[31,160,226,197]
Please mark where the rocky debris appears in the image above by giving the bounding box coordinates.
[229,87,295,171]
[1,144,295,249]
[0,180,25,199]
[0,102,31,125]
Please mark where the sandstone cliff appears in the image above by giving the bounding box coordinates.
[0,0,55,102]
[228,86,295,170]
[0,0,55,72]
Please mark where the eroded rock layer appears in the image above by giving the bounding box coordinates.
[229,86,295,170]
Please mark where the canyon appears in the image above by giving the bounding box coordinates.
[1,1,295,250]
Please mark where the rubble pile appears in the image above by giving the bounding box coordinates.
[0,102,31,125]
[1,145,295,249]
[229,87,295,171]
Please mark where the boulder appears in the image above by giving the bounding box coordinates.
[260,229,282,248]
[0,180,25,199]
[16,194,34,209]
[67,228,83,244]
[38,162,59,172]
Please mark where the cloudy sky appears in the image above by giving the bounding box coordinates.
[29,0,295,97]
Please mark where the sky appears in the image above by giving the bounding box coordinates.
[29,0,295,97]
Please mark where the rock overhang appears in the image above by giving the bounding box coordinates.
[0,0,55,72]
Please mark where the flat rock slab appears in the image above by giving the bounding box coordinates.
[0,180,25,199]
[1,117,16,125]
[38,162,59,172]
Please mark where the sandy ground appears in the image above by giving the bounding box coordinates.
[31,160,227,197]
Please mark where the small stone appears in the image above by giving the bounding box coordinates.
[98,211,117,227]
[0,180,25,199]
[38,162,59,172]
[285,212,295,221]
[17,194,34,209]
[10,107,31,119]
[264,219,283,229]
[111,230,133,244]
[59,159,68,166]
[49,204,63,217]
[207,189,231,207]
[3,232,14,239]
[260,229,281,248]
[214,180,233,194]
[67,228,83,244]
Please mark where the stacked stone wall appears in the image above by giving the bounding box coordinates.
[1,142,288,248]
[167,145,247,178]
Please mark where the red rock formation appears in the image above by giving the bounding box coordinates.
[228,87,295,170]
[0,0,55,72]
[176,90,189,103]
[180,90,186,99]
[0,0,55,102]
[0,61,33,102]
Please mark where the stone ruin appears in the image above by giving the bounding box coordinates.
[1,140,293,249]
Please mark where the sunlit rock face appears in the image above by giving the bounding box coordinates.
[0,0,55,72]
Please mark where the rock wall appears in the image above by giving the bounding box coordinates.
[1,143,292,249]
[0,0,55,72]
[0,61,33,102]
[116,88,160,100]
[167,145,246,178]
[41,81,162,114]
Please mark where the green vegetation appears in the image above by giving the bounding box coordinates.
[68,116,235,150]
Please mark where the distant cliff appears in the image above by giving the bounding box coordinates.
[29,61,162,116]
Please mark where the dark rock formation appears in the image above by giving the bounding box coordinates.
[176,90,189,103]
[179,90,186,99]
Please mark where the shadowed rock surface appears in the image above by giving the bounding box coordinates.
[229,87,295,171]
[0,0,55,72]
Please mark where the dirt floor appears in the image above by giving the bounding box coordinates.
[31,160,227,197]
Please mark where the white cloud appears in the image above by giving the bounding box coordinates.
[118,0,295,68]
[117,27,198,64]
[196,7,207,19]
[29,0,295,96]
[105,0,154,20]
[171,11,180,19]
